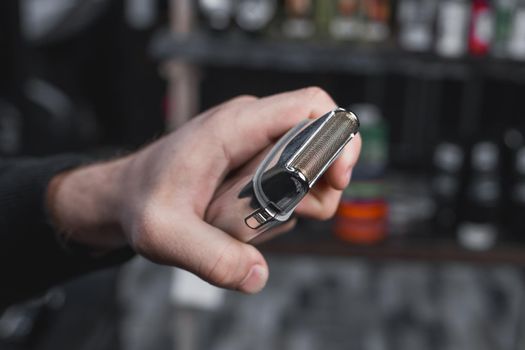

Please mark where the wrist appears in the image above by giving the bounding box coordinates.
[47,157,129,250]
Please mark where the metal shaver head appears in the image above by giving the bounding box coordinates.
[241,107,360,233]
[282,107,360,187]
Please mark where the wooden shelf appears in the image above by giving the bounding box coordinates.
[260,220,525,266]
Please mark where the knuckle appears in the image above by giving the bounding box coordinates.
[224,95,257,114]
[209,106,235,125]
[318,201,339,220]
[205,98,255,138]
[229,94,258,105]
[199,114,228,140]
[208,248,242,288]
[303,86,332,103]
[207,95,257,128]
[216,95,257,118]
[211,107,232,124]
[207,244,260,289]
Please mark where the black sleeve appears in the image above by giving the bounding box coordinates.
[0,155,135,310]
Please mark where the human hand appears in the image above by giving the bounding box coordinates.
[48,87,361,293]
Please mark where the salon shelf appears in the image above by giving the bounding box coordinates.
[260,220,525,266]
[153,27,525,265]
[151,30,525,82]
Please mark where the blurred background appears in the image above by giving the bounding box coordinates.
[3,0,525,349]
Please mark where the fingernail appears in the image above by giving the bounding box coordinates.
[239,265,268,294]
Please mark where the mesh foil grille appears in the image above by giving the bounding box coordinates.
[290,110,358,183]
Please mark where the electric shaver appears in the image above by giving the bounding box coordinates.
[239,107,360,238]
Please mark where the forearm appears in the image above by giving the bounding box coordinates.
[0,156,134,310]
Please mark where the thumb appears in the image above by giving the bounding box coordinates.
[131,209,269,294]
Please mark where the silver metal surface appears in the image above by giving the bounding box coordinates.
[244,107,359,233]
[286,108,359,187]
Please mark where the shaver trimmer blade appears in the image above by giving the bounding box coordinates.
[241,107,359,233]
[284,108,360,187]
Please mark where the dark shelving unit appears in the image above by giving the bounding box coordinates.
[261,221,525,266]
[158,2,525,265]
[152,31,525,82]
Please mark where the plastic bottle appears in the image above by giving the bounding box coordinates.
[397,0,438,52]
[335,104,389,244]
[507,0,525,59]
[492,0,517,58]
[328,0,363,41]
[281,0,317,39]
[198,0,235,31]
[431,142,465,233]
[435,0,470,57]
[235,0,277,34]
[457,141,502,251]
[469,0,494,56]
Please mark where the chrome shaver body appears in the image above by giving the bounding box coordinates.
[240,107,360,234]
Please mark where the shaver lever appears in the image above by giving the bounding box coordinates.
[245,204,277,229]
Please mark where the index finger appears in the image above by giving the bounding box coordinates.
[212,86,337,170]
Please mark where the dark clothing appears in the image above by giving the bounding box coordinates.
[0,156,134,310]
